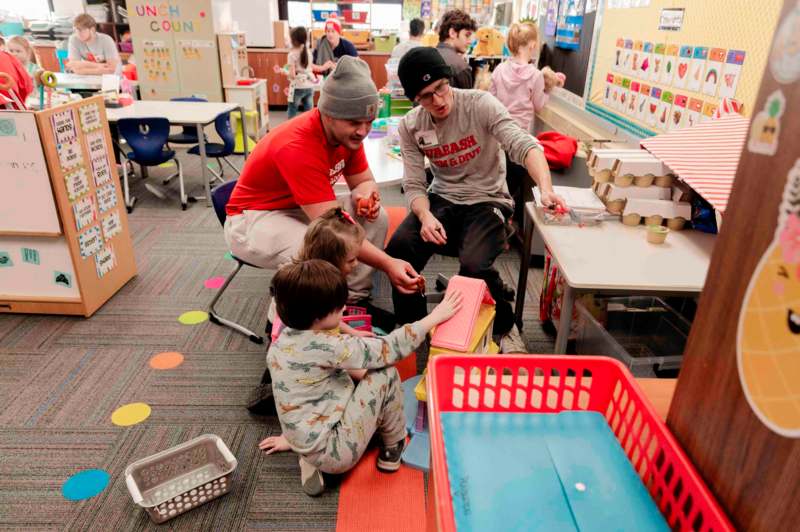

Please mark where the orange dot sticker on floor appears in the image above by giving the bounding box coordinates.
[111,402,151,426]
[149,352,184,370]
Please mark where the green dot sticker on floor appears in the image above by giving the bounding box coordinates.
[224,252,234,261]
[111,402,151,426]
[178,310,208,325]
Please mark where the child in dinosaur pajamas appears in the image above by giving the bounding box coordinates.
[259,259,461,496]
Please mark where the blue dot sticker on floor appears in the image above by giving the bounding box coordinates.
[62,469,110,501]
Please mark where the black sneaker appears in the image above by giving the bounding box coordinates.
[246,383,277,416]
[376,438,406,472]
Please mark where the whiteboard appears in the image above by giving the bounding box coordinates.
[0,112,61,235]
[229,0,279,47]
[0,236,80,299]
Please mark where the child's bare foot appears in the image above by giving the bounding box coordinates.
[259,434,291,454]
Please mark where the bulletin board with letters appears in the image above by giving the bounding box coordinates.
[0,96,138,317]
[586,0,783,137]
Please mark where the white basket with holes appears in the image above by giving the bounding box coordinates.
[124,434,237,523]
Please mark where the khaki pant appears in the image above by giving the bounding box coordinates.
[305,366,407,474]
[224,197,388,301]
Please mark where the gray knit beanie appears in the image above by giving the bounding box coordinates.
[318,56,379,120]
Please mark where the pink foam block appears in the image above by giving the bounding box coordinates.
[431,276,494,352]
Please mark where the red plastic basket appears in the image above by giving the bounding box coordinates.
[427,355,732,532]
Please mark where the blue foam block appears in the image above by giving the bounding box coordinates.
[402,429,430,471]
[439,411,669,532]
[402,375,423,434]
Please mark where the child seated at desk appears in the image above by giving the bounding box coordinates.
[258,259,461,496]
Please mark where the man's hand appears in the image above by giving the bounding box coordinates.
[259,434,291,455]
[354,190,381,221]
[540,189,568,212]
[419,211,447,245]
[386,257,421,294]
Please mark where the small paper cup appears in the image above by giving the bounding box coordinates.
[634,174,655,187]
[654,174,675,188]
[646,225,669,244]
[667,217,687,230]
[644,214,663,226]
[614,174,634,187]
[607,199,625,214]
[622,213,641,226]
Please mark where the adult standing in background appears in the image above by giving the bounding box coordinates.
[436,9,476,90]
[67,14,120,75]
[312,18,358,76]
[390,18,425,61]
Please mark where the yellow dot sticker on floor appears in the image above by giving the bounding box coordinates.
[111,402,151,426]
[178,310,208,325]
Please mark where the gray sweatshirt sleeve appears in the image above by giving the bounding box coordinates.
[480,92,542,166]
[399,118,429,208]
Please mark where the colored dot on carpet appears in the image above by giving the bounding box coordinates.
[149,351,184,370]
[223,252,234,261]
[204,276,226,289]
[178,310,208,325]
[111,402,151,426]
[62,469,110,501]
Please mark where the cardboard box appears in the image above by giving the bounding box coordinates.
[273,20,290,49]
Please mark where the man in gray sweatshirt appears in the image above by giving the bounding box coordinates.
[385,47,566,339]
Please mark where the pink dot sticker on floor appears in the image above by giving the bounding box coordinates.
[204,276,226,289]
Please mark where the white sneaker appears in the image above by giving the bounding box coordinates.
[500,325,527,354]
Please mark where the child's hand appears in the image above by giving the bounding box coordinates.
[429,289,463,324]
[352,328,375,338]
[259,434,291,455]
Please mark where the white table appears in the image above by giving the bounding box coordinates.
[334,135,405,191]
[106,100,249,208]
[54,73,139,93]
[515,202,716,353]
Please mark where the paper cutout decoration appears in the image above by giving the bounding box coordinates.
[719,49,746,99]
[64,167,90,201]
[650,43,665,82]
[178,310,209,325]
[73,195,98,231]
[700,101,718,123]
[637,83,650,121]
[604,73,614,105]
[51,108,77,145]
[111,402,151,426]
[660,44,679,85]
[78,226,103,258]
[79,103,102,132]
[61,469,110,501]
[703,48,726,97]
[687,98,703,128]
[101,211,122,240]
[646,86,661,127]
[224,252,234,260]
[673,45,693,89]
[150,351,185,370]
[96,183,118,213]
[656,90,673,131]
[687,46,708,92]
[95,244,116,278]
[738,159,800,437]
[748,90,786,156]
[21,248,39,265]
[769,3,800,84]
[204,276,226,289]
[57,140,84,171]
[670,94,688,130]
[0,251,13,267]
[54,271,72,288]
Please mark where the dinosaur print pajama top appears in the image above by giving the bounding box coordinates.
[267,322,426,473]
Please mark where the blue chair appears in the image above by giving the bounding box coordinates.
[188,112,240,184]
[167,96,207,145]
[207,179,264,344]
[117,117,188,211]
[56,49,68,72]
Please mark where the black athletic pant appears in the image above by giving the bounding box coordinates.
[505,153,530,227]
[385,194,514,335]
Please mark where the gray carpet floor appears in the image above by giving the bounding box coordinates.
[0,139,557,530]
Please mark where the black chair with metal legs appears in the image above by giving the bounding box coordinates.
[208,179,265,344]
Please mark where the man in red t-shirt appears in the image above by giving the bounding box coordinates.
[225,56,419,308]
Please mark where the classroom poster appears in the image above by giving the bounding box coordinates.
[544,0,558,37]
[91,155,112,188]
[86,131,106,160]
[703,48,726,97]
[79,103,102,132]
[687,46,708,92]
[674,45,693,89]
[670,93,688,130]
[95,244,117,278]
[57,140,84,170]
[637,83,650,121]
[646,86,661,126]
[656,90,672,130]
[650,43,664,82]
[555,0,584,50]
[96,183,118,213]
[64,167,90,201]
[719,50,746,99]
[51,109,77,145]
[687,98,703,127]
[101,211,122,240]
[73,195,98,231]
[661,44,678,85]
[78,226,103,258]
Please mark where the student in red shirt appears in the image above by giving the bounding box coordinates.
[225,56,420,319]
[0,50,33,110]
